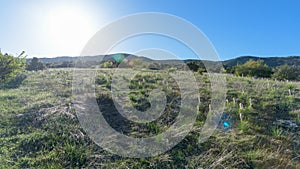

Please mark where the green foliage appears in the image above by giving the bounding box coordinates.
[223,56,300,68]
[271,127,283,138]
[95,75,107,85]
[239,121,250,132]
[0,69,299,168]
[234,59,272,78]
[272,64,300,81]
[296,114,300,125]
[26,57,46,71]
[0,51,26,84]
[100,61,114,68]
[62,142,89,168]
[197,67,206,74]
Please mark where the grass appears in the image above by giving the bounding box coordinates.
[0,68,299,168]
[239,121,251,133]
[297,114,300,125]
[271,127,284,138]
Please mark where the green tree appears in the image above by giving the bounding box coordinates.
[234,59,272,78]
[26,57,46,71]
[0,51,26,84]
[272,64,300,81]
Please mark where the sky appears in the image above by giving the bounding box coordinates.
[0,0,300,60]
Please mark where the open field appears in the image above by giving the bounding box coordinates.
[0,68,299,168]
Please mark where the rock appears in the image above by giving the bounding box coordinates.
[273,119,298,129]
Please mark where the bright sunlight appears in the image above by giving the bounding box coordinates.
[44,6,97,55]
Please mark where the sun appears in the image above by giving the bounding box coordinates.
[44,6,96,55]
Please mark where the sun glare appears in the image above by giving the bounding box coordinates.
[44,6,96,56]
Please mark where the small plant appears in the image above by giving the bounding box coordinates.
[105,80,111,89]
[271,126,283,138]
[239,121,250,132]
[95,75,107,85]
[62,142,89,168]
[295,114,300,125]
[245,149,266,161]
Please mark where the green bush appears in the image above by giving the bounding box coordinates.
[0,51,26,85]
[234,59,272,78]
[272,64,300,81]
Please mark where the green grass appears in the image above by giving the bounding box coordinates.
[0,69,299,168]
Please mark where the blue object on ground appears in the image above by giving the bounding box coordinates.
[223,121,230,128]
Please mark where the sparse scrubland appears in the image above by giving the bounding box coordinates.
[0,68,299,168]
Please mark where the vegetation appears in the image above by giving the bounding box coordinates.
[0,52,299,168]
[234,59,272,78]
[0,67,299,168]
[186,61,201,72]
[272,64,300,81]
[99,60,118,68]
[0,51,26,85]
[26,57,46,71]
[223,56,300,68]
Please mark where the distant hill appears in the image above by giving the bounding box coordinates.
[27,54,300,68]
[26,53,141,63]
[223,56,300,67]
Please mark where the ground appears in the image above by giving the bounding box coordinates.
[0,68,299,168]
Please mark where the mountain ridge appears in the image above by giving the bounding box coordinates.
[26,54,300,68]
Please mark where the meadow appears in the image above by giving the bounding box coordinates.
[0,68,299,168]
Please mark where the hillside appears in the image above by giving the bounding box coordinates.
[223,56,300,67]
[27,55,300,68]
[0,69,299,168]
[26,54,140,63]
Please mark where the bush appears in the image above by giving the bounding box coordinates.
[4,73,27,88]
[26,57,46,71]
[234,59,272,78]
[0,51,26,85]
[272,64,300,81]
[186,61,200,72]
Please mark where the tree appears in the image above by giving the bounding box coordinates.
[26,57,46,71]
[0,51,26,84]
[186,61,199,72]
[234,59,272,78]
[272,64,300,81]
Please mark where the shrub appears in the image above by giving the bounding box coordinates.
[4,73,27,88]
[234,59,272,78]
[26,57,46,71]
[0,51,26,84]
[100,61,114,68]
[272,64,300,81]
[186,61,200,72]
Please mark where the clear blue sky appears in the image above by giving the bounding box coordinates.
[0,0,300,60]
